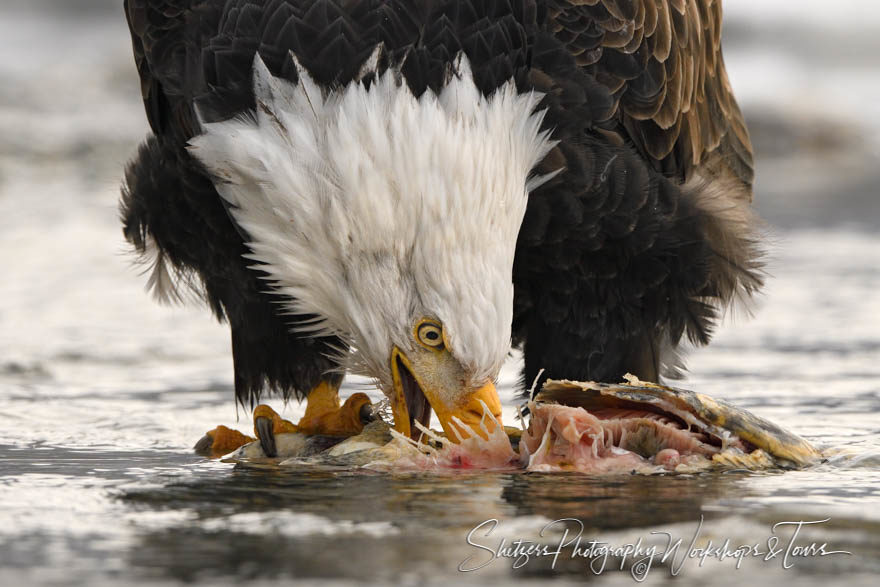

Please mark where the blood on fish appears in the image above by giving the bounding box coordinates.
[367,404,519,471]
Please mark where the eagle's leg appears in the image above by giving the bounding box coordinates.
[293,381,373,437]
[194,385,373,458]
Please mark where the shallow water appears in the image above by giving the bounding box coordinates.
[1,3,879,585]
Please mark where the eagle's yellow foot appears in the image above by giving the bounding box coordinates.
[297,381,373,436]
[253,381,374,457]
[193,407,296,458]
[194,425,255,457]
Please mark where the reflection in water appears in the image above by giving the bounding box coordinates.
[501,472,750,528]
[114,466,761,582]
[112,464,880,583]
[121,467,510,582]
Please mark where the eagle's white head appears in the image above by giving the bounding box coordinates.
[189,50,557,441]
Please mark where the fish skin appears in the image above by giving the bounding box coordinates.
[537,376,823,470]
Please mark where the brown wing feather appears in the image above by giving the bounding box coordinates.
[548,0,754,198]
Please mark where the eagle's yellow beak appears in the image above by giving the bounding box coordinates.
[390,346,502,442]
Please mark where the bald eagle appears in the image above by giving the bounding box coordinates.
[121,0,761,449]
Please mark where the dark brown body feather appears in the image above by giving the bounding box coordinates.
[120,0,761,403]
[545,0,753,188]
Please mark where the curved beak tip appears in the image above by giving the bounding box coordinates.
[389,346,504,443]
[439,382,503,442]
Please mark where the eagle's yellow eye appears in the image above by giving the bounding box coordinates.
[415,320,444,350]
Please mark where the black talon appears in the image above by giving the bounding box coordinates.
[359,402,376,425]
[255,416,277,457]
[193,433,215,456]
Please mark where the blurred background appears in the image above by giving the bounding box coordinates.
[1,1,878,586]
